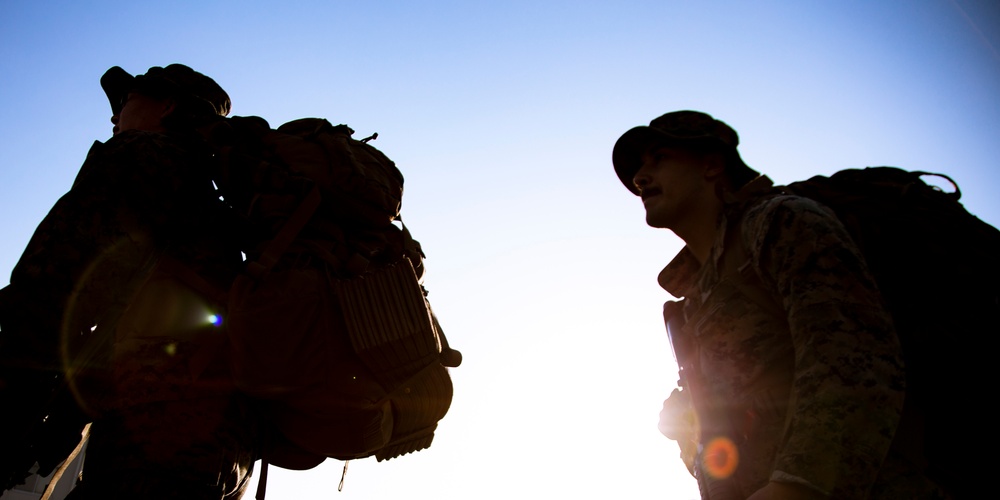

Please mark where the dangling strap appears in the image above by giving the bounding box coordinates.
[338,461,350,491]
[40,423,90,500]
[255,459,269,500]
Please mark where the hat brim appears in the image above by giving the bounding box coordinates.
[100,66,135,116]
[612,126,717,195]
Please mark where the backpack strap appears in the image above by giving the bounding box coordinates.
[246,184,322,281]
[398,219,461,368]
[254,458,269,500]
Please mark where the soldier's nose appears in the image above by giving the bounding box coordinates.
[633,172,650,190]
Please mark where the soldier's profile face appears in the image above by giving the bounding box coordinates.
[111,92,171,135]
[633,145,714,229]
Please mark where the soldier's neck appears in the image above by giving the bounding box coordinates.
[674,198,723,265]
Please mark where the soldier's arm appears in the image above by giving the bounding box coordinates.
[743,196,905,498]
[10,131,215,336]
[3,131,220,488]
[746,480,828,500]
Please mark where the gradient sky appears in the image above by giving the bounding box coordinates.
[2,1,998,499]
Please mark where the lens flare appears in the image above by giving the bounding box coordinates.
[207,314,222,326]
[702,436,739,479]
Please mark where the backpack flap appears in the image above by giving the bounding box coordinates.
[336,257,440,386]
[335,256,455,461]
[274,119,403,229]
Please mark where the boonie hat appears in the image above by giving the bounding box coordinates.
[613,110,746,195]
[100,64,230,117]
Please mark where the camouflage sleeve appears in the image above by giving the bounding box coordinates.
[6,131,218,370]
[742,195,906,498]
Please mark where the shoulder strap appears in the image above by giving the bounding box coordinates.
[245,184,322,281]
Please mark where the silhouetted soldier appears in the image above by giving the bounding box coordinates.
[613,111,952,499]
[1,64,255,499]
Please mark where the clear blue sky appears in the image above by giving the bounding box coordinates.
[2,1,998,499]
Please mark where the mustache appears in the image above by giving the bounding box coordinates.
[640,186,662,200]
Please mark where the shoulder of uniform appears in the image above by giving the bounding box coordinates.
[744,192,832,222]
[736,194,842,257]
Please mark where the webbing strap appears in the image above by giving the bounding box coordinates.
[247,185,322,281]
[254,460,269,500]
[399,219,461,367]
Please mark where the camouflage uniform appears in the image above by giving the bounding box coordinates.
[659,179,933,498]
[2,129,256,498]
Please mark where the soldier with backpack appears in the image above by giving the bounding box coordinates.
[0,64,257,499]
[2,62,458,500]
[612,110,994,499]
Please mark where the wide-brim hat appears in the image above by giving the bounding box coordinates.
[613,110,748,195]
[100,64,230,117]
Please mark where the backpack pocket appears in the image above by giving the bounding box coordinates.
[335,257,440,388]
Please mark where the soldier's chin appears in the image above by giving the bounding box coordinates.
[645,213,672,229]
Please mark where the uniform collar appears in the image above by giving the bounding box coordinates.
[657,211,730,299]
[656,175,774,299]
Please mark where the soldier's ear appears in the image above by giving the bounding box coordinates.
[701,152,727,181]
[158,99,178,121]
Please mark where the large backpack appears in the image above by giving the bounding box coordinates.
[721,167,999,495]
[197,116,462,479]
